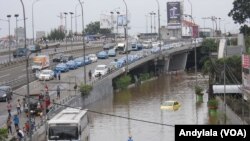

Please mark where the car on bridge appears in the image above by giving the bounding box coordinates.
[97,51,109,59]
[36,69,55,81]
[54,63,69,72]
[93,64,108,77]
[108,49,116,57]
[66,60,78,70]
[88,54,98,62]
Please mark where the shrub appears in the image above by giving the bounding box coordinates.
[195,85,204,95]
[79,83,93,96]
[207,98,219,109]
[0,128,8,140]
[139,73,151,81]
[114,75,132,89]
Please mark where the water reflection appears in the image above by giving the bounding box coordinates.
[86,73,210,141]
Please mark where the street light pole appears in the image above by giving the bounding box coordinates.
[20,0,31,140]
[7,15,11,62]
[14,14,19,48]
[64,12,68,50]
[32,0,40,45]
[78,0,86,84]
[116,11,120,39]
[150,12,153,34]
[122,0,129,74]
[155,0,161,52]
[69,12,74,49]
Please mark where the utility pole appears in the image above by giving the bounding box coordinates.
[69,12,74,49]
[7,15,11,62]
[64,12,68,50]
[14,14,19,48]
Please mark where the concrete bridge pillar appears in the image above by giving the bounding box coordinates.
[168,52,188,72]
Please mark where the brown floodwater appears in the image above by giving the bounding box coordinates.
[86,72,211,141]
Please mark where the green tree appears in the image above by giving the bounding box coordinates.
[47,28,65,41]
[228,0,250,24]
[85,21,111,35]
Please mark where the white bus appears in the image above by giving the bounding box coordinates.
[47,107,89,141]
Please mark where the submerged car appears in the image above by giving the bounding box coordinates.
[160,100,181,111]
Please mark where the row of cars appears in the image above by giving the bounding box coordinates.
[36,53,98,81]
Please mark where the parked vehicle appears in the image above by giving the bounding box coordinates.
[131,43,143,51]
[88,54,98,62]
[54,63,69,72]
[74,58,84,67]
[142,40,152,49]
[103,43,115,50]
[31,55,50,72]
[60,54,74,63]
[27,93,51,116]
[93,64,108,77]
[66,60,78,70]
[13,48,29,58]
[108,49,116,57]
[97,51,109,59]
[52,53,63,62]
[36,69,54,81]
[0,86,13,102]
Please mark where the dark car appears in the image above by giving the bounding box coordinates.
[52,53,63,62]
[0,86,13,102]
[27,93,50,116]
[13,48,29,58]
[28,44,41,53]
[60,54,74,63]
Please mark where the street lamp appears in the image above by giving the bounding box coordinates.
[7,15,11,62]
[32,0,40,44]
[14,14,19,48]
[110,11,114,33]
[122,0,129,74]
[116,11,120,38]
[155,0,161,52]
[64,12,68,50]
[19,0,31,140]
[149,12,154,34]
[69,12,74,49]
[78,0,86,84]
[75,2,83,35]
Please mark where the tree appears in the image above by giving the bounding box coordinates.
[85,21,111,35]
[47,28,65,41]
[228,0,250,24]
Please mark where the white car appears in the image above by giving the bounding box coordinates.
[37,69,55,81]
[93,64,108,77]
[88,54,98,62]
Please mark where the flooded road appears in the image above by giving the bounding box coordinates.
[86,73,210,141]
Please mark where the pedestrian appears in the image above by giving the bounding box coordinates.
[6,116,12,135]
[16,127,24,141]
[13,114,19,129]
[16,99,21,114]
[88,70,92,81]
[58,71,61,80]
[22,98,26,111]
[24,122,30,135]
[128,136,133,141]
[54,71,57,79]
[98,72,101,79]
[57,85,60,99]
[7,101,12,116]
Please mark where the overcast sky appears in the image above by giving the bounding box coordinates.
[0,0,241,38]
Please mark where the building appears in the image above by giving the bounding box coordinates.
[36,31,46,40]
[15,27,25,42]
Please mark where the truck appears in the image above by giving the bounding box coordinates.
[31,55,50,72]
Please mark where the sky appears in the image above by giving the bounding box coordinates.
[0,0,241,38]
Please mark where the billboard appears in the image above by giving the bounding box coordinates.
[117,15,127,26]
[167,2,181,25]
[100,14,112,29]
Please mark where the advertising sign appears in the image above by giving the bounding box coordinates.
[167,2,181,25]
[117,15,127,26]
[100,14,112,29]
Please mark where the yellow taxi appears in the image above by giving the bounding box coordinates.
[160,100,181,111]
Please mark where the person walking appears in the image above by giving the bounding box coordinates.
[7,101,12,116]
[6,116,12,135]
[13,114,19,129]
[58,71,61,81]
[16,127,24,141]
[16,99,21,114]
[57,85,60,99]
[88,70,92,81]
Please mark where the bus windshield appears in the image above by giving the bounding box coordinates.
[49,125,78,140]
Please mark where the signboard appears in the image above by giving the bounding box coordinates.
[192,26,199,38]
[182,26,191,37]
[100,14,112,29]
[242,54,250,69]
[242,54,250,91]
[167,2,181,25]
[117,15,127,26]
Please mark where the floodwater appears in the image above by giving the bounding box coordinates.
[86,73,211,141]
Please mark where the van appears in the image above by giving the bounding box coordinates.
[0,86,13,102]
